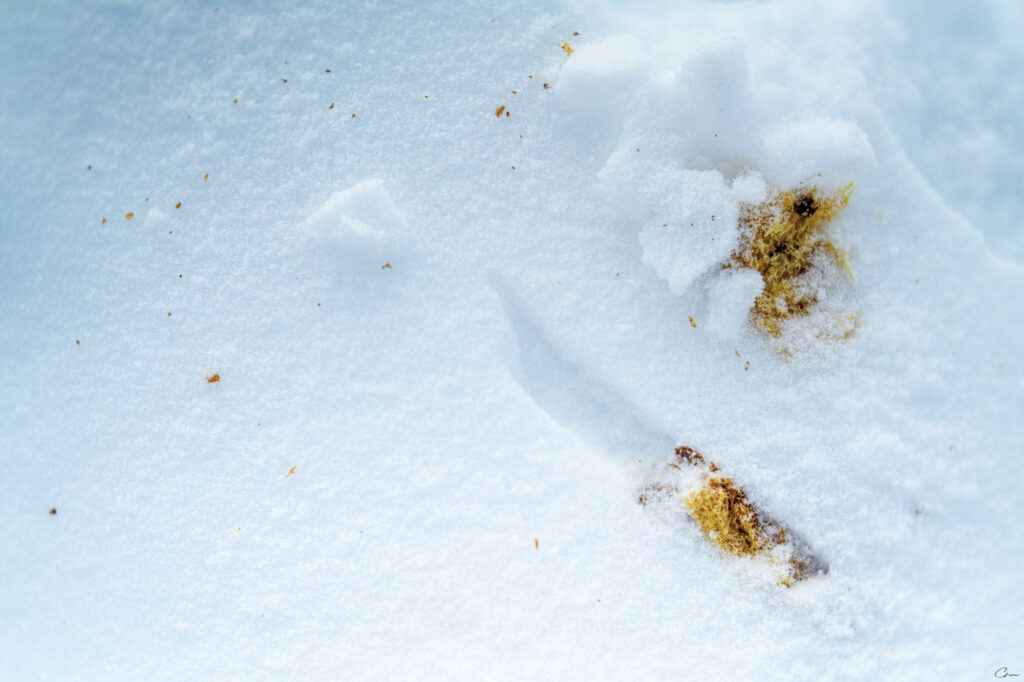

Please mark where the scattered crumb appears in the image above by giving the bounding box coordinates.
[745,361,750,371]
[381,262,392,269]
[528,75,533,79]
[559,40,574,56]
[424,95,429,98]
[75,340,79,345]
[286,466,297,478]
[325,69,331,73]
[206,373,220,383]
[169,230,173,234]
[203,173,209,183]
[87,165,92,170]
[689,316,697,328]
[281,78,287,83]
[351,113,356,118]
[534,538,539,550]
[125,212,134,220]
[543,83,549,89]
[735,349,740,357]
[329,102,334,109]
[144,197,149,202]
[178,274,182,278]
[49,508,57,515]
[175,202,181,209]
[167,312,172,317]
[102,218,106,224]
[233,98,238,103]
[573,31,580,36]
[512,90,517,94]
[495,105,506,117]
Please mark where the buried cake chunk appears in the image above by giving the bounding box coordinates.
[640,446,826,586]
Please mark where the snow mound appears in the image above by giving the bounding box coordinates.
[307,179,410,277]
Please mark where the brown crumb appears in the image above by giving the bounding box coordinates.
[87,165,92,170]
[325,69,331,73]
[512,90,517,94]
[167,312,172,316]
[168,230,173,234]
[495,105,506,117]
[559,41,574,56]
[329,102,334,109]
[674,446,706,467]
[543,83,549,89]
[285,466,297,478]
[144,197,149,202]
[573,31,580,35]
[505,110,509,117]
[351,113,356,118]
[233,98,238,103]
[381,262,392,269]
[206,373,220,383]
[75,339,80,345]
[102,218,106,224]
[534,538,539,549]
[125,212,134,220]
[688,316,697,328]
[745,361,750,371]
[735,349,741,357]
[175,202,181,209]
[281,78,287,83]
[178,274,182,278]
[49,508,57,515]
[203,174,208,183]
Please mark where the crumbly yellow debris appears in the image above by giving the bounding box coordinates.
[732,184,853,336]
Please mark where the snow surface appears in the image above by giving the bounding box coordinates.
[1,0,1022,679]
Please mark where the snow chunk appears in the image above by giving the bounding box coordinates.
[638,169,738,294]
[308,179,409,242]
[760,117,876,190]
[703,267,765,339]
[307,179,410,275]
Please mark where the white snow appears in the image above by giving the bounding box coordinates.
[1,0,1021,680]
